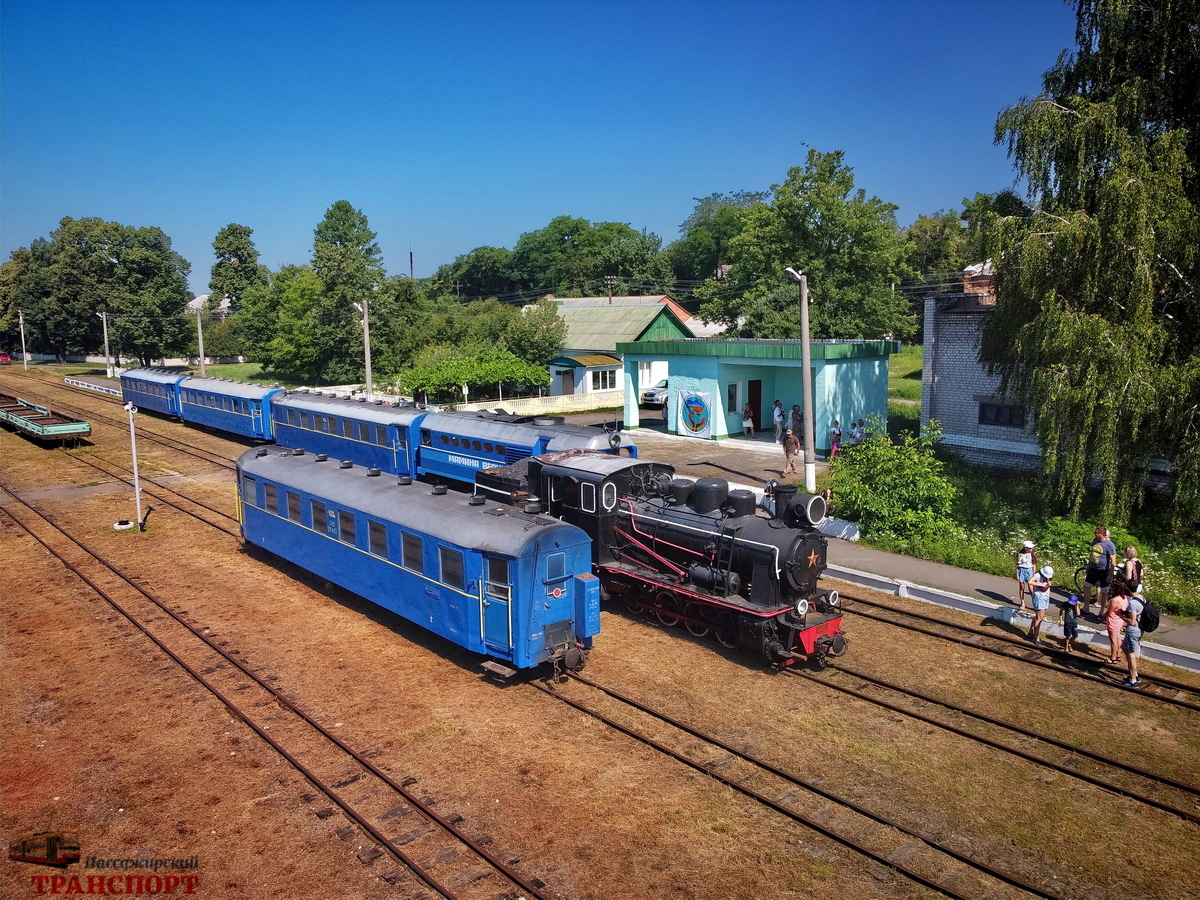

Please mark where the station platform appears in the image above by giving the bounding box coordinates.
[585,413,1200,662]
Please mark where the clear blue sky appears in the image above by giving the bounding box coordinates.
[1,0,1078,295]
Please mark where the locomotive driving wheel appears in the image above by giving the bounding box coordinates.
[654,590,681,626]
[683,605,710,637]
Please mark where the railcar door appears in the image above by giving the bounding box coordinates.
[481,556,512,648]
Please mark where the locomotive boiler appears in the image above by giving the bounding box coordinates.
[476,450,846,667]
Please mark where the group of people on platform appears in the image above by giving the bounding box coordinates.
[749,400,869,476]
[1015,526,1146,686]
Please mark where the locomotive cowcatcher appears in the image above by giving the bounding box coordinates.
[476,450,847,668]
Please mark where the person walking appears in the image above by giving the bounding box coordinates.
[772,401,785,443]
[1120,595,1144,687]
[829,420,842,457]
[1081,526,1118,617]
[790,404,803,439]
[1103,587,1130,664]
[741,403,754,437]
[782,428,800,475]
[1027,565,1053,645]
[1058,594,1080,653]
[1015,540,1038,610]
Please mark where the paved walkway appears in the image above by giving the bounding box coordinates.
[576,414,1200,655]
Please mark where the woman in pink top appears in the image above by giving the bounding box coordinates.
[1103,590,1130,664]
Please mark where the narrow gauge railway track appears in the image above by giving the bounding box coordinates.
[838,593,1200,711]
[0,376,239,472]
[537,674,1075,900]
[0,486,559,900]
[59,448,240,535]
[786,662,1200,825]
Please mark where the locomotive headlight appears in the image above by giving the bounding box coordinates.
[794,598,809,617]
[825,590,839,608]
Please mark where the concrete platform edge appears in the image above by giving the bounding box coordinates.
[825,563,1200,674]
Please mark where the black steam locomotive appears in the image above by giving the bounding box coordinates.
[476,450,847,667]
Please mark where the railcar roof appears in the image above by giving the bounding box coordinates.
[181,376,284,400]
[238,448,581,553]
[120,368,189,386]
[275,391,425,425]
[535,450,673,478]
[422,411,628,447]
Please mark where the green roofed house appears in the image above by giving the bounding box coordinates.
[548,300,693,397]
[617,339,901,453]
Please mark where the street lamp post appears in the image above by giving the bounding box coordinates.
[352,298,373,400]
[195,303,206,376]
[97,311,113,377]
[18,309,28,371]
[784,267,817,492]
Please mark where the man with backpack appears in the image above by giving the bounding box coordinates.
[1081,526,1118,618]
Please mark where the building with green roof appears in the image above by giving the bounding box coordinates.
[617,338,901,451]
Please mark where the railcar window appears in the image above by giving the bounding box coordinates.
[287,409,297,426]
[439,547,465,590]
[484,442,493,453]
[241,475,257,506]
[286,491,301,522]
[368,521,388,558]
[582,483,597,513]
[301,411,311,429]
[338,510,356,545]
[547,552,566,582]
[318,416,329,433]
[264,484,279,514]
[343,419,353,437]
[496,444,506,456]
[485,557,511,601]
[562,478,581,510]
[402,532,423,572]
[471,440,481,451]
[439,434,449,444]
[376,426,387,445]
[311,499,326,530]
[450,436,459,447]
[358,422,369,443]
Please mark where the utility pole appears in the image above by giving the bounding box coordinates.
[604,275,615,304]
[409,250,414,280]
[97,312,113,377]
[18,309,28,370]
[453,281,463,298]
[353,298,373,400]
[124,402,144,529]
[194,303,206,376]
[784,268,817,492]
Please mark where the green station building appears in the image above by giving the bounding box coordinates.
[617,338,901,454]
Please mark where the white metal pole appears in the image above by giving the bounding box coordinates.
[124,403,144,528]
[785,268,818,492]
[18,309,28,371]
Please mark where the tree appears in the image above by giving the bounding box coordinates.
[665,191,765,287]
[430,246,520,300]
[398,346,550,401]
[209,223,268,314]
[698,151,916,340]
[0,217,191,365]
[984,0,1200,526]
[508,216,673,296]
[904,210,965,275]
[501,298,567,368]
[309,201,386,384]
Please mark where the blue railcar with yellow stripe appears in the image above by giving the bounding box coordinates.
[236,446,600,674]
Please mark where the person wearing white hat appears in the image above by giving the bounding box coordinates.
[1027,565,1053,645]
[1015,540,1038,610]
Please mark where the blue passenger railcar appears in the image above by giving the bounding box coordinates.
[120,369,187,417]
[271,391,424,476]
[237,447,600,673]
[417,411,637,483]
[178,376,283,440]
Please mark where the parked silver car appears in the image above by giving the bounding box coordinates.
[640,378,668,406]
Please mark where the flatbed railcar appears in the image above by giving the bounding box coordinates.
[237,446,600,675]
[476,450,847,668]
[120,368,637,485]
[0,393,91,444]
[8,832,81,866]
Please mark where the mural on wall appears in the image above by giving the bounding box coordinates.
[678,391,712,439]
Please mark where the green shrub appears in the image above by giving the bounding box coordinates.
[831,419,956,540]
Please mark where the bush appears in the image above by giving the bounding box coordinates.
[831,419,957,540]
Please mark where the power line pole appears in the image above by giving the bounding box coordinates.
[605,275,615,304]
[97,311,113,377]
[194,302,206,376]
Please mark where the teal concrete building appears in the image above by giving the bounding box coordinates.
[617,339,901,454]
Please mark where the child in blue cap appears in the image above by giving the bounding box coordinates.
[1059,594,1080,653]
